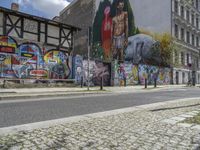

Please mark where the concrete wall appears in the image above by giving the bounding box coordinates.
[0,12,3,35]
[132,0,171,34]
[60,0,95,57]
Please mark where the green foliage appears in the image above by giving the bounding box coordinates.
[135,27,140,34]
[92,42,104,60]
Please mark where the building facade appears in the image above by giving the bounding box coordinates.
[0,5,79,80]
[60,0,200,84]
[132,0,200,84]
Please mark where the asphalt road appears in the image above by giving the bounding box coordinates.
[0,87,200,128]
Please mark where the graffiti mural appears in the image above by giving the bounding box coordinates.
[114,62,138,86]
[157,68,171,85]
[125,64,138,85]
[0,36,17,54]
[44,50,71,79]
[83,60,111,86]
[73,55,83,84]
[0,36,71,79]
[93,0,168,68]
[138,64,171,85]
[93,0,136,62]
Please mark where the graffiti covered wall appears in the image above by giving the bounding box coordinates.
[83,60,111,86]
[113,63,171,86]
[114,62,138,86]
[73,55,83,84]
[0,36,71,79]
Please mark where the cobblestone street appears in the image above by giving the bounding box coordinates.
[1,98,200,150]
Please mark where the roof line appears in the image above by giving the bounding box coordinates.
[0,6,81,31]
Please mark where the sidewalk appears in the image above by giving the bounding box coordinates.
[1,98,200,149]
[0,84,194,100]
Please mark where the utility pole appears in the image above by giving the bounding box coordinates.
[87,27,92,91]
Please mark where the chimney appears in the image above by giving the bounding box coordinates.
[11,3,19,11]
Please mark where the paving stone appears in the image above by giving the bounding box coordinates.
[170,117,186,121]
[1,99,200,149]
[192,125,200,130]
[162,119,179,125]
[178,123,193,128]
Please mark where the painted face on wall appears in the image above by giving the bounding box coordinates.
[117,2,124,12]
[104,6,110,16]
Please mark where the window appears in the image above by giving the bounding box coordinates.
[181,28,185,41]
[192,0,195,6]
[181,6,184,18]
[174,1,178,14]
[175,51,179,64]
[196,17,199,28]
[181,52,184,65]
[187,53,190,64]
[196,36,199,47]
[187,31,190,43]
[196,0,199,9]
[192,34,195,45]
[175,24,179,38]
[192,13,195,25]
[186,10,190,22]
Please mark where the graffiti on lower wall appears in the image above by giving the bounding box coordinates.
[83,60,111,86]
[114,63,171,86]
[157,68,171,85]
[73,55,83,84]
[138,64,171,85]
[0,36,71,79]
[114,62,138,86]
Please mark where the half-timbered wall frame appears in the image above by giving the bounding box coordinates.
[0,6,79,53]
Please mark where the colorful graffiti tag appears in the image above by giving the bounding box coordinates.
[113,63,171,86]
[157,68,171,85]
[0,36,71,79]
[0,36,17,54]
[83,60,111,86]
[114,62,138,86]
[44,50,71,79]
[138,64,171,85]
[73,55,83,84]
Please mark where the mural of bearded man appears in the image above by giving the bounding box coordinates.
[112,0,128,63]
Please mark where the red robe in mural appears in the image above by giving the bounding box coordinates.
[101,6,112,61]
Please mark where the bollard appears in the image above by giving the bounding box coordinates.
[124,77,126,87]
[3,80,6,88]
[192,75,196,86]
[81,76,83,88]
[145,78,147,89]
[154,78,157,88]
[100,76,103,90]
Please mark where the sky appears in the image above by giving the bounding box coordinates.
[0,0,72,19]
